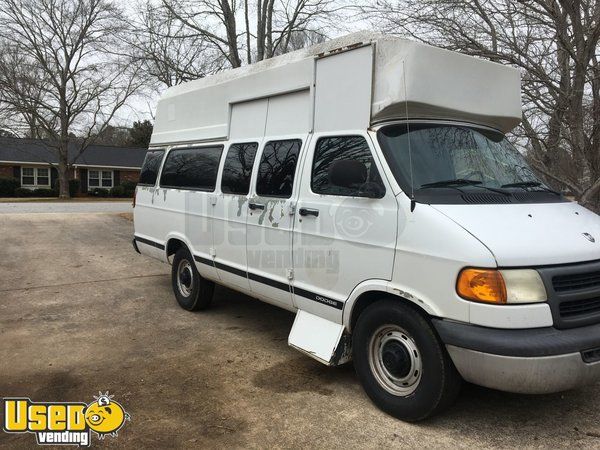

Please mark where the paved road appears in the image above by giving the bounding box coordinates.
[0,212,599,448]
[0,201,132,214]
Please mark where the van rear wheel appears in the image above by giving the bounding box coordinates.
[171,247,214,311]
[353,300,461,421]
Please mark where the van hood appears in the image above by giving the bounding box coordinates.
[432,202,600,267]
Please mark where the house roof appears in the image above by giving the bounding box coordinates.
[0,137,148,169]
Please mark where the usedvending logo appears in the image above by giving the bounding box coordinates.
[3,392,130,446]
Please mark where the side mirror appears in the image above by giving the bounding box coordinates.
[328,159,367,188]
[328,159,384,198]
[358,181,384,199]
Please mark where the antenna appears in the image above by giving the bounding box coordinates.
[402,62,416,212]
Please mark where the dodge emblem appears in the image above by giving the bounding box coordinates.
[583,233,596,243]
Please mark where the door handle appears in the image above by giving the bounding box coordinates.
[249,202,265,211]
[299,207,319,217]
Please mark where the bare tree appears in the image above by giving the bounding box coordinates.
[0,0,142,198]
[0,44,49,138]
[360,0,600,211]
[130,3,226,88]
[159,0,338,69]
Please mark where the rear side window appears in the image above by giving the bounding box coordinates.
[256,139,301,198]
[221,142,259,195]
[139,150,165,185]
[312,136,385,197]
[160,146,223,191]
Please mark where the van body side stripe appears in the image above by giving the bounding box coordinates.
[189,254,343,310]
[292,287,344,310]
[134,235,165,251]
[247,272,291,292]
[193,255,214,266]
[214,260,246,278]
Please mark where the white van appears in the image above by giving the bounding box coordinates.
[133,33,600,421]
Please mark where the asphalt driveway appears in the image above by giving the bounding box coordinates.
[0,211,599,448]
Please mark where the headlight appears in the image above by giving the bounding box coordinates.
[499,269,547,303]
[457,268,547,304]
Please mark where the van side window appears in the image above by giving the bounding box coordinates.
[256,139,301,198]
[160,146,223,191]
[139,150,165,186]
[312,136,385,197]
[221,142,259,195]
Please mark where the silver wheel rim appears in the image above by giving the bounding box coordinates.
[368,325,422,396]
[177,259,194,297]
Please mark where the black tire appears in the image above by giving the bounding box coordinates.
[353,299,461,421]
[171,247,214,311]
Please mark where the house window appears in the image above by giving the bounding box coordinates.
[36,168,49,186]
[88,170,113,188]
[21,167,51,187]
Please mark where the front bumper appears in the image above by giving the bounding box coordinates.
[433,319,600,394]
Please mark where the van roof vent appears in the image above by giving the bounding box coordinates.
[461,193,512,204]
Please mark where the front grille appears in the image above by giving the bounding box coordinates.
[553,271,600,292]
[538,260,600,329]
[559,297,600,318]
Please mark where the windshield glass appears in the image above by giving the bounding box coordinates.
[377,123,561,204]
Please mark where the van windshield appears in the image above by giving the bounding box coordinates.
[377,123,564,204]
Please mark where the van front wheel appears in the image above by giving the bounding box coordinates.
[171,247,214,311]
[353,300,461,421]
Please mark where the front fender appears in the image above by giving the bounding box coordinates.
[343,279,443,331]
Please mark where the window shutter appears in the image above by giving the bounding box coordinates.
[13,166,20,181]
[80,168,88,192]
[51,167,58,189]
[113,170,120,186]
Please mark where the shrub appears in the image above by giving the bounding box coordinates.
[0,177,19,196]
[120,180,137,197]
[69,179,80,197]
[89,187,109,197]
[110,185,126,197]
[14,187,33,197]
[32,188,57,198]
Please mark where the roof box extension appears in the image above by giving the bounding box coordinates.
[151,32,522,145]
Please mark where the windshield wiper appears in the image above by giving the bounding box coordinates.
[420,179,483,189]
[420,178,513,197]
[501,181,561,195]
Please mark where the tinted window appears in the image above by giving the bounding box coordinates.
[256,139,301,198]
[139,150,164,185]
[312,136,385,197]
[221,142,259,194]
[160,146,223,191]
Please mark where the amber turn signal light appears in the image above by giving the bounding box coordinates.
[457,268,507,304]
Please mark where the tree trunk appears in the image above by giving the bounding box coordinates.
[265,0,274,58]
[220,0,241,67]
[58,142,70,199]
[244,0,252,64]
[256,0,266,61]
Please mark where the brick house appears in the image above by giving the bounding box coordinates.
[0,137,148,194]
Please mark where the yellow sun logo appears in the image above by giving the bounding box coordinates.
[84,392,130,439]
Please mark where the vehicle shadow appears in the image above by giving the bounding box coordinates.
[203,284,600,442]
